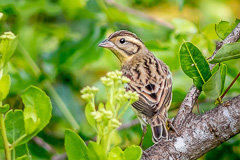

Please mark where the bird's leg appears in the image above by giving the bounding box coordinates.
[139,125,147,147]
[167,119,179,136]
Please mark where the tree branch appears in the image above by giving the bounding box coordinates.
[142,22,240,159]
[142,95,240,160]
[173,22,240,128]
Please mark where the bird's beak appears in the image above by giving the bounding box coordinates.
[98,39,114,48]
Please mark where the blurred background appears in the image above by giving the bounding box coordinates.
[0,0,240,159]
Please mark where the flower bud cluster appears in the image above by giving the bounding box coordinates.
[100,77,114,86]
[80,86,98,102]
[0,31,16,40]
[91,106,113,122]
[80,70,139,146]
[91,106,121,128]
[101,70,130,87]
[116,89,139,104]
[110,118,122,128]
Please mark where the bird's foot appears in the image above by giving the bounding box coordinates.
[167,119,180,136]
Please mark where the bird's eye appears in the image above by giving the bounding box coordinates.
[120,38,125,44]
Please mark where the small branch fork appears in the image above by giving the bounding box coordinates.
[142,23,240,160]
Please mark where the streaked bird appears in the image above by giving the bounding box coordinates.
[98,30,172,144]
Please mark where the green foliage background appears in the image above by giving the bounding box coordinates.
[0,0,240,159]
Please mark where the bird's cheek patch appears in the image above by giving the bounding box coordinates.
[125,43,139,54]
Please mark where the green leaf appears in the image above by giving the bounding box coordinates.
[23,107,40,134]
[203,70,222,99]
[220,63,227,94]
[0,32,18,68]
[215,19,240,40]
[5,110,25,145]
[179,41,212,90]
[0,104,10,113]
[202,24,219,40]
[98,102,104,110]
[14,144,30,160]
[60,0,87,19]
[108,147,125,160]
[88,141,106,160]
[171,18,197,34]
[65,129,88,160]
[124,145,142,160]
[109,130,122,148]
[85,103,96,129]
[211,64,219,75]
[14,86,52,146]
[60,26,106,70]
[22,86,52,130]
[16,155,30,160]
[105,101,112,111]
[210,42,240,63]
[215,21,231,40]
[0,74,10,101]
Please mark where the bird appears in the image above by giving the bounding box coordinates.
[98,30,172,145]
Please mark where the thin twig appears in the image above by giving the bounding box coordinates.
[105,0,174,29]
[33,137,56,154]
[220,72,240,99]
[118,119,139,130]
[51,153,67,160]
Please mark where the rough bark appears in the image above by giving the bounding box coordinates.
[142,22,240,160]
[142,95,240,160]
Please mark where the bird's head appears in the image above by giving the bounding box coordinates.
[98,30,146,64]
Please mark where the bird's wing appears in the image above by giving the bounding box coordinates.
[128,74,172,118]
[126,57,172,118]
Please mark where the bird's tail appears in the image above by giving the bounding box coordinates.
[150,114,168,143]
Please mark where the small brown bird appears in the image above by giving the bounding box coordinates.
[98,30,172,144]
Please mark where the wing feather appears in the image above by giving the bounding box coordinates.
[123,56,172,120]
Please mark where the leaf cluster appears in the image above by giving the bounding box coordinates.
[179,19,240,103]
[0,31,52,160]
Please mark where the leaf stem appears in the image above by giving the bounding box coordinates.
[45,81,80,131]
[9,134,27,150]
[117,101,131,119]
[0,69,11,160]
[18,43,41,76]
[102,130,113,155]
[0,108,11,160]
[220,72,240,99]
